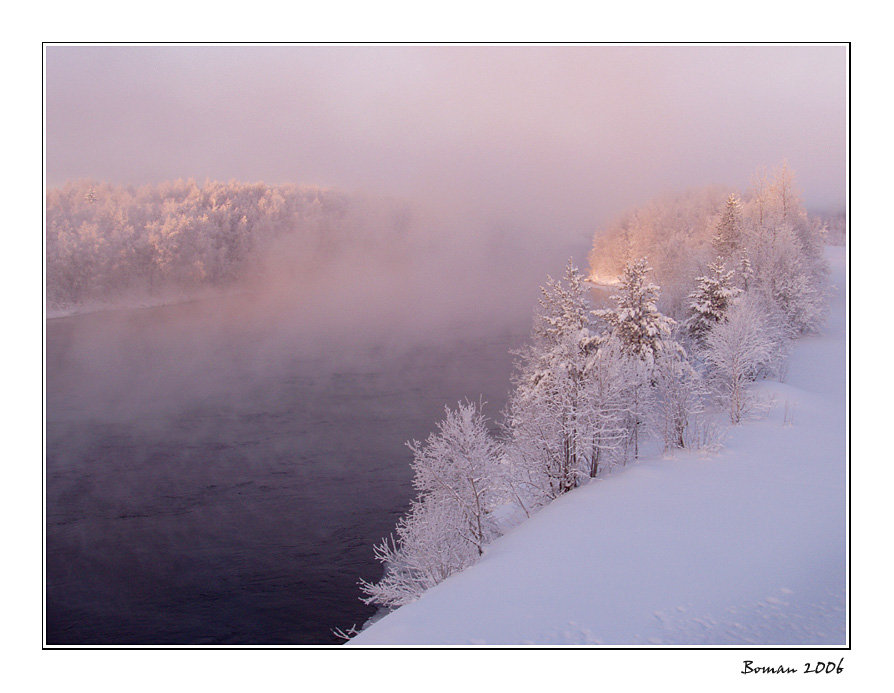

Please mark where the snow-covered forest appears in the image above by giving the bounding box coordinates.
[351,162,845,642]
[349,240,845,644]
[45,179,416,312]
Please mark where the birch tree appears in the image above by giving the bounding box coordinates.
[360,401,501,608]
[703,295,779,423]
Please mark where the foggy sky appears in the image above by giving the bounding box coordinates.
[45,44,847,237]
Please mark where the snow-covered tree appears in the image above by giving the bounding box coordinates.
[593,258,702,457]
[587,186,732,321]
[767,160,801,228]
[594,258,676,366]
[45,179,419,311]
[684,260,742,345]
[503,260,597,505]
[737,254,754,292]
[744,165,771,229]
[650,338,705,451]
[703,295,782,424]
[740,163,830,336]
[713,193,743,259]
[408,402,502,557]
[746,221,828,336]
[360,401,501,608]
[359,498,478,608]
[582,334,645,473]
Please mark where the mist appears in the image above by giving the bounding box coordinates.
[44,44,847,361]
[44,186,568,645]
[47,194,586,423]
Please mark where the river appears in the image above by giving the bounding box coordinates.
[45,294,528,645]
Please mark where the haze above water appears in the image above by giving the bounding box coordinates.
[45,219,592,644]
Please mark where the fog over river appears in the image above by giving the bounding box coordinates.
[46,302,524,643]
[45,236,589,645]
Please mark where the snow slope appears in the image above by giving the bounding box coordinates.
[349,246,846,647]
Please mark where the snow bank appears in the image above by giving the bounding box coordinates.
[45,288,249,320]
[349,246,846,646]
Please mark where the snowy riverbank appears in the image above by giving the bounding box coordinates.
[349,245,847,647]
[46,287,249,321]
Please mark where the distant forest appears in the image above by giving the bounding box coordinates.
[45,170,844,314]
[45,179,417,310]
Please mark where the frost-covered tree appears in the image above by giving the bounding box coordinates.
[745,165,771,229]
[684,260,742,345]
[737,254,754,292]
[407,402,501,557]
[746,221,828,336]
[650,339,705,451]
[45,179,418,310]
[502,259,653,504]
[594,258,676,366]
[593,258,697,457]
[582,334,645,473]
[587,186,732,321]
[713,193,743,259]
[741,163,830,335]
[504,260,598,505]
[359,498,478,608]
[507,331,647,497]
[703,295,782,424]
[360,401,500,608]
[767,160,801,228]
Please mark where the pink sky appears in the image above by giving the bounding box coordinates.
[45,44,847,235]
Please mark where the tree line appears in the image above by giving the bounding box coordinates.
[357,162,834,611]
[46,178,416,310]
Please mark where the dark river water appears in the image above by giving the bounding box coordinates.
[45,295,527,645]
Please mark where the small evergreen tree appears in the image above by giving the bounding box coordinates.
[684,259,742,345]
[713,193,743,259]
[504,260,597,504]
[594,258,676,366]
[737,254,754,292]
[593,258,681,458]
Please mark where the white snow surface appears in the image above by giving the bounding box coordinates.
[350,246,846,647]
